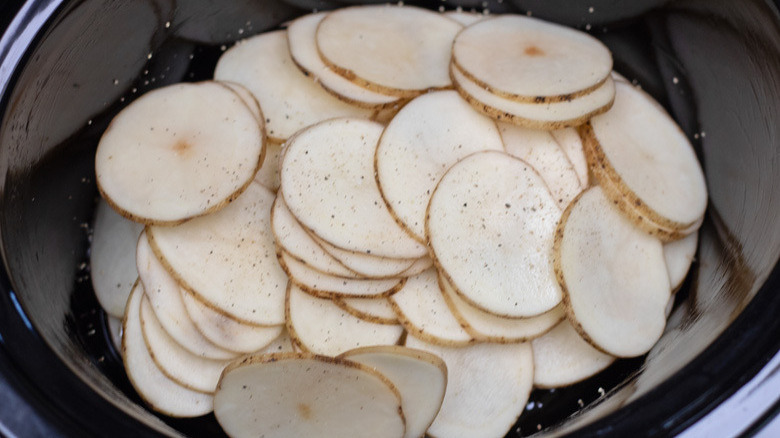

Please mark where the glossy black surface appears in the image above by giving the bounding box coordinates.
[0,0,779,437]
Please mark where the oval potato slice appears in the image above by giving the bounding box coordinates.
[309,231,418,279]
[214,352,406,438]
[316,5,463,97]
[554,186,670,357]
[95,81,264,224]
[551,127,588,188]
[427,151,563,318]
[253,139,283,192]
[664,231,699,291]
[333,296,399,325]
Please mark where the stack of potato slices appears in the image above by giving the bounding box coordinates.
[90,5,706,438]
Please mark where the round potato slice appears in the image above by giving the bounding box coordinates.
[340,345,447,438]
[309,232,418,279]
[253,139,283,192]
[214,352,406,438]
[217,81,264,125]
[147,182,288,326]
[554,186,670,357]
[452,14,612,101]
[122,282,213,417]
[664,231,699,291]
[427,151,563,318]
[288,12,399,108]
[285,284,404,357]
[316,5,463,97]
[375,90,504,242]
[531,320,615,388]
[551,127,588,188]
[91,199,143,318]
[582,80,707,229]
[95,81,264,224]
[452,65,615,129]
[280,118,427,259]
[214,30,373,141]
[333,296,399,325]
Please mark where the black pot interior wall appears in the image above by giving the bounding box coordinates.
[0,0,778,436]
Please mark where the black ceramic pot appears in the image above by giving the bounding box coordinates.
[0,0,779,436]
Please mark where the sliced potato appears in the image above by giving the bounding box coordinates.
[309,232,418,279]
[107,315,123,355]
[405,335,534,438]
[452,14,612,101]
[280,118,427,259]
[91,199,143,318]
[333,296,399,325]
[253,139,283,192]
[551,127,588,188]
[214,352,406,438]
[95,81,264,224]
[531,320,615,388]
[316,5,463,97]
[257,328,296,355]
[444,10,487,26]
[340,345,447,438]
[375,90,504,242]
[664,231,699,291]
[427,151,563,318]
[554,186,670,357]
[398,256,434,277]
[122,281,214,417]
[285,284,404,356]
[214,30,373,141]
[147,182,288,326]
[217,80,264,125]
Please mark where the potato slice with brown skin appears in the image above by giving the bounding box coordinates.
[427,150,563,318]
[253,139,283,192]
[551,127,589,188]
[95,81,265,225]
[308,231,418,279]
[333,296,399,325]
[554,186,670,357]
[214,352,406,438]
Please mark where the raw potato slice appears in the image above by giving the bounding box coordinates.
[258,328,296,355]
[279,251,404,298]
[389,269,474,346]
[375,90,504,242]
[531,320,615,388]
[340,345,447,438]
[136,231,236,360]
[272,195,359,278]
[499,122,582,209]
[554,186,670,357]
[582,80,707,229]
[91,199,143,318]
[286,284,404,356]
[427,151,563,318]
[281,118,427,258]
[664,231,699,291]
[214,353,405,438]
[398,256,434,277]
[452,65,616,129]
[287,12,399,108]
[253,140,283,191]
[139,295,229,393]
[107,315,123,355]
[95,81,264,224]
[452,14,612,101]
[316,5,463,97]
[310,232,417,278]
[122,282,213,417]
[147,182,288,326]
[180,290,284,354]
[214,30,373,141]
[218,81,264,125]
[444,10,487,27]
[439,274,565,343]
[404,335,534,438]
[551,127,588,188]
[333,296,399,325]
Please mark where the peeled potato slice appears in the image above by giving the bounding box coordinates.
[214,30,372,141]
[582,80,707,230]
[452,14,612,101]
[340,345,447,438]
[664,231,699,291]
[531,320,615,388]
[316,5,462,97]
[180,290,283,354]
[309,232,418,279]
[253,139,283,192]
[333,296,399,325]
[214,352,406,438]
[389,269,474,346]
[551,127,588,188]
[136,231,236,360]
[375,90,504,242]
[427,151,563,318]
[452,65,615,129]
[139,295,230,393]
[286,284,404,356]
[147,182,288,326]
[554,186,670,357]
[280,118,427,259]
[405,335,534,438]
[122,282,213,417]
[95,81,264,224]
[91,199,143,318]
[288,12,399,108]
